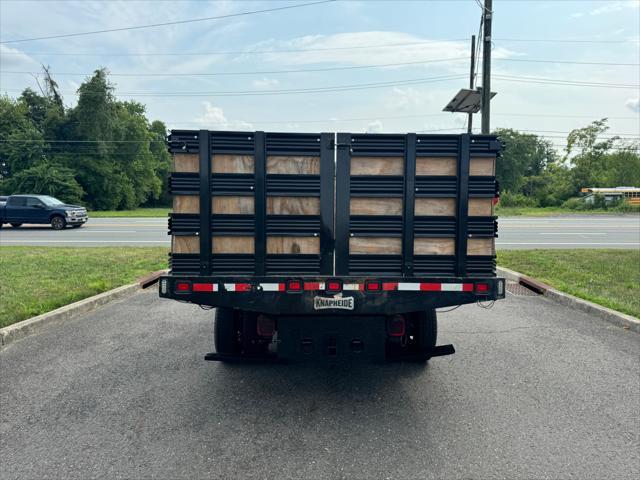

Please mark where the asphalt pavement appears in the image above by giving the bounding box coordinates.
[1,288,638,479]
[0,214,639,249]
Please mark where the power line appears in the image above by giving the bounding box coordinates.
[494,75,639,89]
[0,0,336,44]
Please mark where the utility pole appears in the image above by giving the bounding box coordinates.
[481,0,493,134]
[468,35,476,134]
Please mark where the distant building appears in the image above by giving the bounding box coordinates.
[580,187,640,205]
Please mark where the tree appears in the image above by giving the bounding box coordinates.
[0,161,84,204]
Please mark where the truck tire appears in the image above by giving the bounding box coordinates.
[416,309,438,358]
[50,215,66,230]
[10,223,22,227]
[214,307,238,355]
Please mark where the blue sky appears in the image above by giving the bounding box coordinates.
[0,0,638,147]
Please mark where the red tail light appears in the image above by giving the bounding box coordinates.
[175,281,191,292]
[387,314,405,337]
[256,314,276,337]
[326,280,342,292]
[365,281,381,292]
[287,280,302,292]
[475,283,490,293]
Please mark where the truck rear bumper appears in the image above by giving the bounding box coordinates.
[158,276,505,315]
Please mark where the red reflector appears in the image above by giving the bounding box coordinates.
[176,282,190,292]
[366,282,381,291]
[304,282,320,291]
[493,196,500,206]
[387,314,405,337]
[326,281,341,291]
[476,283,490,293]
[256,314,276,337]
[288,281,302,291]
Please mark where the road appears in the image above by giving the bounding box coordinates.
[1,288,638,479]
[0,214,639,249]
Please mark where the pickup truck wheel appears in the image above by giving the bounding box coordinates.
[214,307,238,355]
[50,215,66,230]
[10,223,22,228]
[416,309,438,359]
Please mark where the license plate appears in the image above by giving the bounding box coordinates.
[314,296,354,310]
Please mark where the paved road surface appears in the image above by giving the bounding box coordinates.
[1,214,639,249]
[1,288,638,479]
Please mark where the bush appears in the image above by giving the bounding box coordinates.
[499,191,539,208]
[561,197,590,210]
[0,161,85,205]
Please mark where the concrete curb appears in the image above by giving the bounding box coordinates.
[0,270,168,348]
[497,266,640,333]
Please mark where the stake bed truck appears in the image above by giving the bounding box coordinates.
[159,130,505,363]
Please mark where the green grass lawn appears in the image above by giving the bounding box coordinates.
[498,249,640,318]
[89,208,170,217]
[496,206,640,217]
[0,247,168,328]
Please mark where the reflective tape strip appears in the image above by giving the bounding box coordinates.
[439,283,473,292]
[420,283,440,291]
[224,283,251,292]
[304,282,323,291]
[343,283,360,291]
[382,282,398,291]
[260,283,284,292]
[398,283,421,291]
[193,283,217,292]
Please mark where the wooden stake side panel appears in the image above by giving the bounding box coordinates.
[173,195,199,214]
[468,198,493,217]
[469,156,496,176]
[467,238,495,256]
[172,235,199,254]
[267,196,320,215]
[350,198,403,216]
[414,198,456,216]
[212,154,255,174]
[350,237,402,255]
[213,236,255,254]
[173,154,199,173]
[414,238,455,255]
[267,236,320,254]
[351,157,404,176]
[212,196,255,214]
[416,157,456,176]
[267,156,320,175]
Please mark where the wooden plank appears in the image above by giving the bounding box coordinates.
[173,154,199,173]
[468,198,493,216]
[213,236,255,254]
[267,236,320,254]
[349,237,402,255]
[173,195,199,214]
[415,157,456,176]
[470,156,495,176]
[350,197,403,216]
[350,157,404,176]
[414,198,456,216]
[267,156,320,174]
[212,154,255,174]
[413,238,455,255]
[212,196,255,214]
[467,238,495,256]
[172,235,199,254]
[267,196,320,215]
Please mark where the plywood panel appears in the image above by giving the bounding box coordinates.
[212,196,255,214]
[414,238,455,255]
[470,156,495,176]
[350,237,402,255]
[173,195,199,214]
[351,157,404,176]
[467,238,495,256]
[212,154,255,174]
[213,236,255,254]
[350,198,403,216]
[414,198,456,216]
[173,154,199,173]
[267,196,320,215]
[267,156,320,174]
[172,235,199,254]
[468,198,493,216]
[267,236,320,254]
[416,157,456,176]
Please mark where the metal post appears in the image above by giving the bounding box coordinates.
[334,133,351,276]
[402,133,417,277]
[481,0,493,134]
[254,131,266,276]
[455,135,471,277]
[198,130,211,276]
[468,35,476,134]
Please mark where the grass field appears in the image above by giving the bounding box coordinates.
[495,206,640,217]
[0,247,168,328]
[89,208,170,217]
[498,249,640,318]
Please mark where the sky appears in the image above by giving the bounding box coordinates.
[0,0,638,149]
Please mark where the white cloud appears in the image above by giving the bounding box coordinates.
[572,1,638,18]
[365,120,383,133]
[625,98,640,113]
[0,44,39,69]
[385,86,435,110]
[196,102,253,130]
[252,78,280,89]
